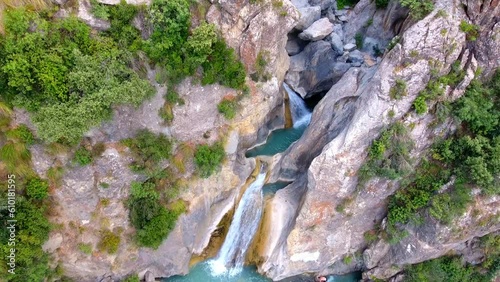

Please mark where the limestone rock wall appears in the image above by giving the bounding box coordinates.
[259,0,500,280]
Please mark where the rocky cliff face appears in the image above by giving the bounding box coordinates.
[21,0,499,280]
[29,0,298,281]
[259,0,499,280]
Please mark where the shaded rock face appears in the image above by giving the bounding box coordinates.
[285,41,350,98]
[259,0,500,279]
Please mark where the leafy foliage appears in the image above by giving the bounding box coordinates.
[201,40,246,90]
[337,0,359,9]
[78,243,93,255]
[459,20,480,41]
[122,130,172,173]
[6,124,34,145]
[217,97,238,120]
[413,95,428,114]
[355,33,363,49]
[399,0,434,20]
[143,0,246,87]
[106,0,142,49]
[359,122,414,184]
[194,142,225,178]
[73,147,93,166]
[26,177,49,200]
[382,70,500,241]
[375,0,389,8]
[127,181,182,249]
[0,9,155,144]
[0,198,51,281]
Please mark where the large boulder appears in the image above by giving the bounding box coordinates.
[285,41,350,98]
[295,6,322,31]
[298,18,334,41]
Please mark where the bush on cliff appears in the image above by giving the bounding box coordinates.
[127,181,182,249]
[0,9,155,144]
[194,142,225,178]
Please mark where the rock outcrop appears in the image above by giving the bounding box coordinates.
[259,0,500,280]
[285,41,350,98]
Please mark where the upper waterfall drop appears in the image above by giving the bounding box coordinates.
[284,83,312,128]
[209,170,267,276]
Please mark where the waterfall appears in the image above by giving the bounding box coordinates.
[284,83,312,128]
[209,171,267,276]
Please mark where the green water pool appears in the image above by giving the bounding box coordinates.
[164,260,361,282]
[246,125,307,157]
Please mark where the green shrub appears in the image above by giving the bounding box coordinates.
[127,181,181,249]
[194,142,225,178]
[359,122,414,185]
[405,256,479,282]
[122,275,140,282]
[201,40,246,90]
[343,255,353,264]
[355,33,363,49]
[97,229,121,254]
[122,130,172,172]
[0,198,51,280]
[386,36,400,52]
[26,177,49,200]
[78,243,93,255]
[337,0,359,9]
[106,0,142,49]
[454,71,500,136]
[184,22,218,72]
[413,95,428,114]
[217,98,238,120]
[0,9,155,144]
[74,147,93,166]
[459,20,480,41]
[375,0,389,8]
[390,79,408,100]
[399,0,434,20]
[91,0,110,20]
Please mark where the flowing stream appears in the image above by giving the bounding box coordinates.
[166,84,360,281]
[246,84,311,157]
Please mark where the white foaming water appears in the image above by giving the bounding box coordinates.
[209,172,267,276]
[284,83,312,128]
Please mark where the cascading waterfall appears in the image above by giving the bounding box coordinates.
[284,83,312,128]
[209,171,267,276]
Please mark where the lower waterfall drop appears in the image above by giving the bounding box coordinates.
[209,171,267,276]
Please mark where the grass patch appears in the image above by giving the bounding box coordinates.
[78,243,93,255]
[97,229,121,254]
[389,79,408,100]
